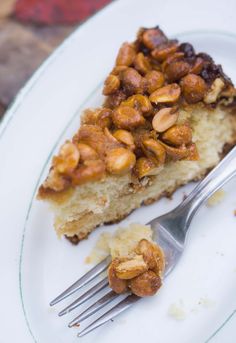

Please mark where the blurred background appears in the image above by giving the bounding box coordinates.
[0,0,112,118]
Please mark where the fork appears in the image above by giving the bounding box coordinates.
[50,145,236,337]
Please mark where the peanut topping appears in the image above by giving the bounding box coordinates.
[134,157,160,178]
[53,142,80,174]
[105,147,136,175]
[134,52,151,75]
[43,169,67,192]
[161,124,192,146]
[115,255,148,279]
[121,67,143,95]
[149,83,181,104]
[77,143,98,162]
[152,107,179,132]
[121,94,152,116]
[143,70,165,94]
[113,129,135,149]
[160,142,189,160]
[116,42,136,66]
[180,74,207,103]
[103,75,120,95]
[142,138,166,164]
[112,106,145,129]
[129,270,162,297]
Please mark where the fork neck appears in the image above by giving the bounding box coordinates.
[169,146,236,242]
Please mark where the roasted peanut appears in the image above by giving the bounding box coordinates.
[143,70,165,94]
[152,244,165,276]
[151,41,178,62]
[152,107,179,132]
[142,28,167,50]
[121,67,143,95]
[159,142,189,160]
[96,108,113,128]
[113,129,135,149]
[136,239,159,270]
[165,60,190,82]
[43,169,68,191]
[184,143,199,161]
[105,89,127,109]
[103,75,120,95]
[77,143,98,162]
[116,42,136,66]
[115,255,148,279]
[203,78,225,104]
[134,52,151,75]
[121,94,152,116]
[108,259,128,294]
[80,108,100,125]
[134,157,160,178]
[78,125,108,157]
[161,52,185,72]
[111,65,128,76]
[129,270,162,297]
[190,57,204,74]
[149,83,181,104]
[161,124,192,146]
[180,74,207,103]
[112,106,145,129]
[53,141,80,174]
[71,159,106,185]
[105,147,136,174]
[142,138,166,164]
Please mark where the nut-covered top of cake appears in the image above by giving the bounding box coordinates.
[39,26,235,194]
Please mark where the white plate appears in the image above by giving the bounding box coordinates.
[1,0,236,342]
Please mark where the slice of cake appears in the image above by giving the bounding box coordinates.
[38,26,236,244]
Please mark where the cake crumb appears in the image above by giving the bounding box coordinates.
[207,189,226,207]
[168,302,186,320]
[85,223,153,264]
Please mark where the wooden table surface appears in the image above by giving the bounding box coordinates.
[0,0,111,118]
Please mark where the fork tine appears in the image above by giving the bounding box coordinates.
[58,277,109,316]
[50,256,111,306]
[68,290,120,327]
[77,294,140,337]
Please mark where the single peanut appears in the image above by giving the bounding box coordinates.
[180,74,207,103]
[149,83,181,104]
[142,138,166,164]
[159,142,189,160]
[161,52,185,72]
[190,57,204,74]
[142,28,167,50]
[53,141,80,174]
[121,67,143,95]
[112,106,145,130]
[103,75,120,95]
[143,70,165,94]
[161,124,192,146]
[121,94,152,116]
[152,107,179,132]
[43,169,68,192]
[151,41,178,62]
[96,108,113,128]
[113,129,135,149]
[115,255,148,279]
[129,270,162,297]
[77,143,98,162]
[116,42,136,66]
[108,259,128,294]
[134,157,160,178]
[105,147,136,174]
[136,239,159,270]
[71,159,106,185]
[165,60,190,82]
[134,52,151,75]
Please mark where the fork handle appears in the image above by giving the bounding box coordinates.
[175,145,236,231]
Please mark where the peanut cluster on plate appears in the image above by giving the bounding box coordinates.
[41,26,231,193]
[108,238,165,297]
